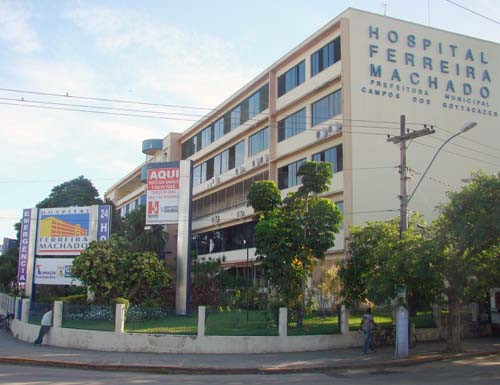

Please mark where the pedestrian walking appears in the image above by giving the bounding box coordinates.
[34,307,52,345]
[360,307,377,354]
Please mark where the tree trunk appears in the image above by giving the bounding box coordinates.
[297,275,305,328]
[447,294,462,352]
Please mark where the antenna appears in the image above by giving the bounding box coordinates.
[382,1,388,16]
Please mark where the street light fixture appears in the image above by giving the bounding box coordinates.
[407,121,477,204]
[395,120,477,359]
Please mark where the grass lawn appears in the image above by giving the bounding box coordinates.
[62,319,114,331]
[125,316,198,335]
[53,309,438,335]
[206,309,278,336]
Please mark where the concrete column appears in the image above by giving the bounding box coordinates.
[197,306,206,337]
[53,301,63,328]
[21,298,30,323]
[115,303,125,334]
[279,308,287,337]
[341,304,350,336]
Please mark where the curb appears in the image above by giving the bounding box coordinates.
[0,350,498,375]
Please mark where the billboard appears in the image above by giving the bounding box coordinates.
[34,258,82,286]
[35,205,111,256]
[146,163,180,224]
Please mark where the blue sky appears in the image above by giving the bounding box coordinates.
[1,0,499,239]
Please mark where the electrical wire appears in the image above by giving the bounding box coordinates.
[444,0,500,25]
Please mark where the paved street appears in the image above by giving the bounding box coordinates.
[0,355,498,385]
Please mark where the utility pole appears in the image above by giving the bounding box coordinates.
[387,115,435,237]
[387,115,435,358]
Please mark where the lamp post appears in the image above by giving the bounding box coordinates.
[407,121,477,204]
[243,239,249,322]
[395,120,477,358]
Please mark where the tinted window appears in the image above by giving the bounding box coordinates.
[278,158,306,189]
[311,89,342,127]
[249,126,269,156]
[311,37,341,77]
[278,108,306,142]
[312,144,343,173]
[278,60,305,97]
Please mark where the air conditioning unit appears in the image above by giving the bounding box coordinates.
[214,176,220,185]
[212,215,220,224]
[235,165,246,175]
[236,210,246,218]
[328,122,342,134]
[252,158,262,168]
[316,130,327,139]
[263,154,269,163]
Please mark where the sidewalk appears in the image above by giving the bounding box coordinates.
[0,331,498,375]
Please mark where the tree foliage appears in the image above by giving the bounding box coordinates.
[249,162,343,321]
[430,171,500,352]
[120,205,167,254]
[71,235,168,303]
[37,176,103,208]
[339,214,440,311]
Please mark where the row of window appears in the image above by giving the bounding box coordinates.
[277,36,341,97]
[182,84,269,159]
[192,172,268,219]
[193,141,245,186]
[119,195,146,217]
[192,221,256,255]
[278,89,342,142]
[277,144,343,190]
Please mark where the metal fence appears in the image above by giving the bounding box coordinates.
[287,310,341,336]
[124,305,198,335]
[28,302,51,325]
[62,303,115,331]
[205,306,278,336]
[0,293,15,315]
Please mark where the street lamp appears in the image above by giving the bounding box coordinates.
[242,239,249,322]
[395,120,477,359]
[407,121,477,204]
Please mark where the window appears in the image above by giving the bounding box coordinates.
[249,126,269,156]
[193,165,202,186]
[311,89,342,127]
[259,84,269,111]
[278,60,305,97]
[235,140,245,167]
[312,144,343,173]
[248,91,260,119]
[214,118,224,141]
[201,125,212,149]
[311,36,341,77]
[278,158,306,189]
[278,108,306,142]
[230,106,241,130]
[335,200,344,228]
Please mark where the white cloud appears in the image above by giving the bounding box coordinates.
[0,0,41,53]
[64,5,260,108]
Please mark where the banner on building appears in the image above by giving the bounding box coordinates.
[146,163,180,224]
[34,258,82,286]
[17,209,32,284]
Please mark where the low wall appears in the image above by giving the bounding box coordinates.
[1,298,475,354]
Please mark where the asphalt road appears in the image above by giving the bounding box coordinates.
[0,355,498,385]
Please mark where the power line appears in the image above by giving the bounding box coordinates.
[427,133,500,162]
[444,0,500,25]
[412,140,500,168]
[435,125,500,155]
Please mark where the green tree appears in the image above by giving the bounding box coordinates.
[0,223,20,292]
[37,176,103,208]
[120,205,167,254]
[339,215,440,313]
[71,235,167,303]
[430,171,500,352]
[248,162,343,326]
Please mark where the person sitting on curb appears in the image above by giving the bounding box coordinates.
[34,307,52,345]
[360,307,377,354]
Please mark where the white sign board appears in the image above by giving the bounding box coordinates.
[146,164,180,224]
[34,258,82,286]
